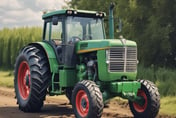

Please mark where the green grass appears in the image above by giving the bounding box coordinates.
[0,71,14,88]
[160,96,176,116]
[0,27,42,69]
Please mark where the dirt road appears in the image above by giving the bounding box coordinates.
[0,87,168,118]
[0,87,134,118]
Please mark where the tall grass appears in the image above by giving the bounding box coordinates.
[137,65,176,96]
[0,27,42,69]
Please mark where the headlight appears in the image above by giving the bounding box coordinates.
[106,50,110,64]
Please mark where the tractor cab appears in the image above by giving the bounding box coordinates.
[42,10,106,66]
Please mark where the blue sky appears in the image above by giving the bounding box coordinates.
[0,0,69,29]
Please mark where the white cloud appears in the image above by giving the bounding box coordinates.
[36,0,67,10]
[2,18,16,24]
[0,0,69,29]
[0,0,22,9]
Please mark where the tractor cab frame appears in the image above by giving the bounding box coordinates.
[42,10,106,67]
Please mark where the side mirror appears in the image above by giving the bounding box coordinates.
[52,16,58,25]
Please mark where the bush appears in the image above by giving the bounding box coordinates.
[137,65,176,96]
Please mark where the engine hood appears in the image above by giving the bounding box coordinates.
[76,39,137,54]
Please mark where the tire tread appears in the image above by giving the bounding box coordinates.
[72,80,104,118]
[129,79,160,118]
[14,45,51,112]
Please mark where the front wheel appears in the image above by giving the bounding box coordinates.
[72,80,104,118]
[129,80,160,118]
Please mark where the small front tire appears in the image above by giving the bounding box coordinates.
[72,80,104,118]
[129,80,160,118]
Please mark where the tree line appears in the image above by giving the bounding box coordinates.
[68,0,176,68]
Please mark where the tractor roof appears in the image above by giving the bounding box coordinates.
[42,9,106,19]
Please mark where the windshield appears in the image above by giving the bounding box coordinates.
[66,16,105,43]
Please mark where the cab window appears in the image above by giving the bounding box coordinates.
[44,19,63,45]
[51,21,63,45]
[44,22,50,41]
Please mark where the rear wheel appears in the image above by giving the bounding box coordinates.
[129,80,160,118]
[72,80,104,118]
[14,45,51,112]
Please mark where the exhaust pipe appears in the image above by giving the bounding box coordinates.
[109,2,115,39]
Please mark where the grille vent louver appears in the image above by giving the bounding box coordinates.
[107,47,137,72]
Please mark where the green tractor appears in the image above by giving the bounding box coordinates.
[14,4,160,118]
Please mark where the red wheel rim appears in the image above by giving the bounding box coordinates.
[76,90,89,117]
[133,90,148,112]
[18,61,31,100]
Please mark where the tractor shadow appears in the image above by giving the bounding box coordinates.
[0,104,135,118]
[0,104,74,118]
[41,104,74,117]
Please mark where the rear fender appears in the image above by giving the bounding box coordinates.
[28,42,59,73]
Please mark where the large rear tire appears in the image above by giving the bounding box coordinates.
[129,80,160,118]
[72,80,104,118]
[14,45,51,112]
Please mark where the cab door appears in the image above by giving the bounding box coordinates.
[43,16,64,64]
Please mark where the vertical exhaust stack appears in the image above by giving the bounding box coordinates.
[109,2,115,39]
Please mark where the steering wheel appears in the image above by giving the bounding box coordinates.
[68,36,81,44]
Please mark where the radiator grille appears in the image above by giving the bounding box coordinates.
[107,47,137,72]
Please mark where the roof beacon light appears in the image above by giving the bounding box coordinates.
[67,10,72,14]
[99,13,103,17]
[74,11,77,14]
[96,13,99,16]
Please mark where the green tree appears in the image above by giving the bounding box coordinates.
[68,0,176,68]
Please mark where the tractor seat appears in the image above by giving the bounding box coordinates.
[57,45,62,54]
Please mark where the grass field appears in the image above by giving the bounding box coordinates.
[0,71,14,88]
[160,97,176,116]
[0,70,176,116]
